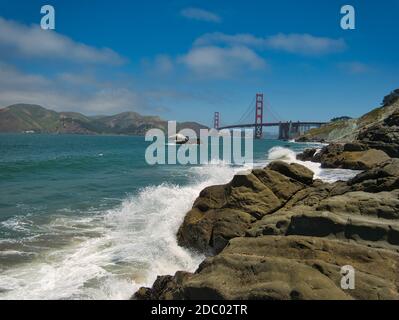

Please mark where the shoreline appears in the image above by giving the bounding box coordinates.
[132,90,399,299]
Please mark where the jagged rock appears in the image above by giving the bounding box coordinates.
[297,141,392,170]
[177,159,399,255]
[348,158,399,192]
[296,148,317,161]
[226,173,282,218]
[133,272,193,300]
[315,143,390,170]
[343,142,369,152]
[357,111,399,158]
[177,207,256,254]
[251,168,305,201]
[268,161,314,185]
[382,89,399,107]
[136,236,399,300]
[315,143,343,164]
[177,163,311,254]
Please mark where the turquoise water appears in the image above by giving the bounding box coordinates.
[0,134,354,299]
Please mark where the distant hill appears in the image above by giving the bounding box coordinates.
[297,89,399,143]
[0,104,208,135]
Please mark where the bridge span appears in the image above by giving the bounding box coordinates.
[214,93,328,140]
[219,121,327,140]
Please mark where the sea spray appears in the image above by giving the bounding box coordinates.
[267,146,359,183]
[0,161,243,300]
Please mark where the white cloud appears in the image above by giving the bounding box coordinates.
[266,33,346,55]
[180,7,221,23]
[178,46,266,78]
[193,32,347,55]
[174,31,345,79]
[0,64,143,114]
[0,17,126,65]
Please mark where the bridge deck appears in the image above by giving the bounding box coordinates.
[219,122,327,130]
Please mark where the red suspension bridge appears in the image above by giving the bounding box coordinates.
[213,93,327,140]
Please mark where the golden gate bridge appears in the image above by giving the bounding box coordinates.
[213,93,327,140]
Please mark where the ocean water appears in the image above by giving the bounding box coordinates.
[0,134,359,300]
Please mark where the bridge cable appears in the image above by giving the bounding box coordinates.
[235,96,256,125]
[265,97,285,122]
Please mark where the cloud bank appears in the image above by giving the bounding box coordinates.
[0,17,125,65]
[194,32,347,56]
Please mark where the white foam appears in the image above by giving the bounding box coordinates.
[267,146,360,183]
[0,162,240,300]
[267,146,297,162]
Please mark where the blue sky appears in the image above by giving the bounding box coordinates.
[0,0,398,126]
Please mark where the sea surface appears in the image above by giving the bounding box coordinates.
[0,134,359,299]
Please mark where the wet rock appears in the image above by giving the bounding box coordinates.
[299,142,391,170]
[137,236,399,300]
[268,161,314,185]
[296,148,318,161]
[177,163,312,253]
[135,152,399,300]
[134,272,193,300]
[317,144,390,170]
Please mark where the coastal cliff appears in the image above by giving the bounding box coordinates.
[297,89,399,147]
[133,90,399,300]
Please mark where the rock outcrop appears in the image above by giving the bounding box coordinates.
[176,162,313,254]
[297,143,391,170]
[135,236,399,300]
[357,110,399,158]
[135,159,399,300]
[296,88,399,144]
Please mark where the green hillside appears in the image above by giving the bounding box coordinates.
[0,104,208,135]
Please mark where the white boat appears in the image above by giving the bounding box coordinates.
[168,133,189,144]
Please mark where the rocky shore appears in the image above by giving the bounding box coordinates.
[133,90,399,300]
[134,159,399,300]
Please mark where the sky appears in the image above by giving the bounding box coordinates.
[0,0,398,127]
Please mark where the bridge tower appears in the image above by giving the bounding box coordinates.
[255,93,264,139]
[214,112,220,130]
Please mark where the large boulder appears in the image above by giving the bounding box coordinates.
[348,158,399,192]
[296,148,318,161]
[177,162,311,254]
[135,236,399,300]
[268,161,314,185]
[298,143,391,170]
[316,144,390,170]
